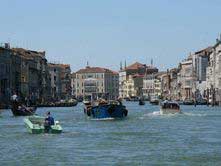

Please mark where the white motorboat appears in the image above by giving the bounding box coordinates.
[160,101,181,114]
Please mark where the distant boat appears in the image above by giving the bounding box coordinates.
[139,99,145,105]
[24,116,62,134]
[38,99,78,107]
[84,100,128,119]
[11,102,36,116]
[183,99,194,105]
[124,96,139,101]
[150,96,159,105]
[160,101,181,114]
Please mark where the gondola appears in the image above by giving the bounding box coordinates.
[11,101,36,116]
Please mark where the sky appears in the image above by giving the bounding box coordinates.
[1,0,221,72]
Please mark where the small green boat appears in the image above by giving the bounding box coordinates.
[24,116,62,134]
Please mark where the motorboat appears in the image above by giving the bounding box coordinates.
[24,116,62,134]
[84,99,128,119]
[150,96,159,105]
[160,101,181,114]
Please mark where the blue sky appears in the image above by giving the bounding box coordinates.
[0,0,221,72]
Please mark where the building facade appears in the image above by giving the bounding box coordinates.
[0,44,51,106]
[206,40,221,105]
[48,63,71,101]
[71,72,76,97]
[75,66,119,100]
[143,73,162,100]
[178,59,195,101]
[119,62,158,98]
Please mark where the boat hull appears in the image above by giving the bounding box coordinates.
[38,101,78,107]
[160,108,181,115]
[150,100,159,105]
[11,107,36,116]
[139,100,145,105]
[90,104,128,119]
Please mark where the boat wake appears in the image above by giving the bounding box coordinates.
[141,111,181,118]
[182,112,207,117]
[90,117,115,121]
[141,111,208,118]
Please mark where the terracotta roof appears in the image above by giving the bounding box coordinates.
[122,62,158,72]
[109,70,119,75]
[76,66,117,74]
[48,63,70,68]
[125,62,145,70]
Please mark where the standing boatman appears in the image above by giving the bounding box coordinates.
[44,111,55,133]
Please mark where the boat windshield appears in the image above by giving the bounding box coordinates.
[162,103,180,109]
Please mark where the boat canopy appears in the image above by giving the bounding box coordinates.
[161,101,180,109]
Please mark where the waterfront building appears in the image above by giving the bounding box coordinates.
[178,58,195,101]
[75,66,119,100]
[143,72,162,100]
[119,62,158,98]
[206,39,221,105]
[71,72,76,97]
[12,48,51,103]
[48,63,72,101]
[192,47,212,102]
[0,43,51,106]
[143,74,155,99]
[160,71,171,100]
[112,71,119,99]
[0,43,13,107]
[124,74,144,97]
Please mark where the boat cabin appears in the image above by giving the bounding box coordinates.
[161,101,180,109]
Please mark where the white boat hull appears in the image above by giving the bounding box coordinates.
[160,108,181,115]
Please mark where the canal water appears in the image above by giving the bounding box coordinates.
[0,102,221,165]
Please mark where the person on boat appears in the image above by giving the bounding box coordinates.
[44,111,55,133]
[11,92,20,110]
[11,92,18,102]
[117,97,123,105]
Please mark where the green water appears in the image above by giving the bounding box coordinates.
[0,102,221,165]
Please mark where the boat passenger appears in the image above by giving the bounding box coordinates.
[44,111,55,133]
[11,92,18,101]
